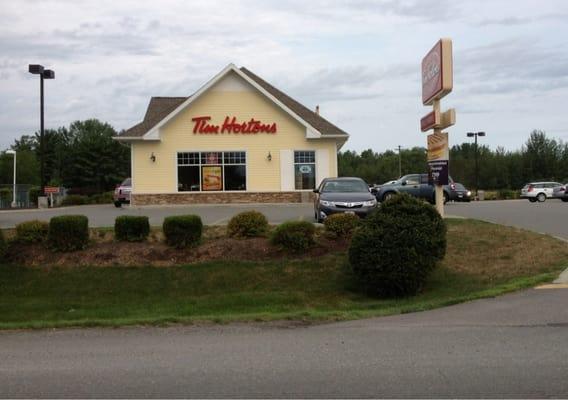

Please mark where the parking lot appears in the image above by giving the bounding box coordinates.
[1,199,567,239]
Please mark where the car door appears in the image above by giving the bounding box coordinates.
[399,174,421,197]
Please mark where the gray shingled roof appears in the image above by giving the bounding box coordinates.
[118,67,349,139]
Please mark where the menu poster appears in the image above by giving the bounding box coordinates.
[202,166,222,191]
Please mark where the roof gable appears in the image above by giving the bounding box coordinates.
[117,64,349,142]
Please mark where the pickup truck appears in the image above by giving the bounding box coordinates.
[373,173,472,204]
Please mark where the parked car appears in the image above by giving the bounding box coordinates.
[374,174,471,204]
[552,183,568,202]
[520,182,562,202]
[113,178,131,207]
[313,177,377,223]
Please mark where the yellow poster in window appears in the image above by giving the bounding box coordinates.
[202,166,222,191]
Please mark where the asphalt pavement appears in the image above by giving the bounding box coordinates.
[1,199,567,239]
[1,287,567,398]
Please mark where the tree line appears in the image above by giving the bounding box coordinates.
[1,124,566,193]
[339,130,568,189]
[0,119,130,193]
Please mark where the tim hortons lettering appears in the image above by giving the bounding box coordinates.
[192,116,277,134]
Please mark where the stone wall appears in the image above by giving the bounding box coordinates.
[131,191,315,205]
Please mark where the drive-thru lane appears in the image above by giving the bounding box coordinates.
[1,288,567,398]
[1,199,566,239]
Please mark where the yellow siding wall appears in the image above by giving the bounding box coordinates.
[132,79,340,194]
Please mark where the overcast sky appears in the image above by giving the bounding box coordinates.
[1,0,567,153]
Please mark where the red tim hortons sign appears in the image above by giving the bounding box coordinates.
[192,116,277,134]
[422,39,453,105]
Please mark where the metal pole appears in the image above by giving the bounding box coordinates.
[475,134,478,199]
[40,74,45,196]
[398,145,402,177]
[12,152,17,208]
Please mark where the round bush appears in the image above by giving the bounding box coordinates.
[271,220,315,252]
[324,213,360,238]
[61,194,88,206]
[48,215,89,252]
[15,220,49,243]
[114,216,150,242]
[349,194,446,297]
[163,215,203,248]
[227,211,269,238]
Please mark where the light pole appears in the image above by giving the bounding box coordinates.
[396,145,402,177]
[6,150,16,208]
[28,64,55,196]
[466,131,486,199]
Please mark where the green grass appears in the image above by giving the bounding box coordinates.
[1,219,567,330]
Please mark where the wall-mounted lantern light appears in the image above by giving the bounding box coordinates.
[267,151,272,162]
[150,152,156,162]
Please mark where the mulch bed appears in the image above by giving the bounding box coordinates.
[6,235,350,267]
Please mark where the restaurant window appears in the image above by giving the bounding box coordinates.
[177,151,246,191]
[294,150,315,190]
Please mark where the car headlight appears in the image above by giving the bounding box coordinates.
[467,191,471,197]
[320,200,333,207]
[363,199,377,207]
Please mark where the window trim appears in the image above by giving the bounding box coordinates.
[176,150,248,193]
[293,149,317,191]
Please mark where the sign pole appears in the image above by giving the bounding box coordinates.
[432,99,444,217]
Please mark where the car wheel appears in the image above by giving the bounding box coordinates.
[382,192,395,202]
[562,198,568,203]
[443,192,449,204]
[114,201,122,208]
[528,198,537,203]
[537,193,546,202]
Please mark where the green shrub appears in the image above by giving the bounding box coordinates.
[29,186,41,205]
[61,194,89,206]
[163,215,203,248]
[271,220,315,252]
[349,194,446,297]
[48,215,89,252]
[497,189,519,200]
[15,220,49,243]
[89,192,113,204]
[0,229,6,260]
[227,211,269,238]
[0,188,12,203]
[324,213,360,238]
[114,216,150,242]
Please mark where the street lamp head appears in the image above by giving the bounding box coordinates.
[478,132,486,137]
[466,132,475,137]
[29,64,44,74]
[42,69,55,79]
[6,149,16,155]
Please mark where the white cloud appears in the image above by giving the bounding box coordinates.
[0,0,567,153]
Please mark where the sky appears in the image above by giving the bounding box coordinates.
[1,0,567,153]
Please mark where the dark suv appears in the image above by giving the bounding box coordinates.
[373,174,471,204]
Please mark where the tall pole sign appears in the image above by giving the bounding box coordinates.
[421,38,455,217]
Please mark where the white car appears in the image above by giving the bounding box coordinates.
[553,183,568,202]
[520,182,562,202]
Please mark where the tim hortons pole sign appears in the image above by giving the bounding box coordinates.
[421,38,455,217]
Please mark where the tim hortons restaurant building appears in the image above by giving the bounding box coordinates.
[116,64,350,205]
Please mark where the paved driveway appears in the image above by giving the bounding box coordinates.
[1,287,567,398]
[1,199,567,239]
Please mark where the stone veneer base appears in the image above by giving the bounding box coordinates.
[131,192,314,205]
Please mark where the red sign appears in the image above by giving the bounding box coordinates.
[422,39,453,105]
[420,110,440,132]
[192,116,277,134]
[44,186,59,194]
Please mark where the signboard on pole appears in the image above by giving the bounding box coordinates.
[44,186,60,194]
[422,39,453,105]
[427,132,449,185]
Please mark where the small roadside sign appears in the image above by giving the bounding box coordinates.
[44,186,60,194]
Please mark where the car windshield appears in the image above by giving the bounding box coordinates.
[122,178,131,186]
[322,180,368,193]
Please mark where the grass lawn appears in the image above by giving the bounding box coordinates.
[1,219,567,329]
